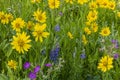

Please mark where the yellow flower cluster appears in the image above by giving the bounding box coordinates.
[0,11,13,24]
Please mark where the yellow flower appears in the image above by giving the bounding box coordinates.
[91,22,98,32]
[11,32,31,53]
[85,21,91,26]
[0,11,4,20]
[82,35,88,45]
[67,32,73,39]
[96,0,103,6]
[8,60,17,70]
[117,12,120,17]
[98,55,113,72]
[89,1,98,10]
[11,18,25,32]
[26,21,34,30]
[48,0,60,9]
[32,23,50,42]
[108,1,116,10]
[31,0,41,3]
[100,0,109,9]
[84,27,91,35]
[65,0,74,4]
[87,10,98,22]
[0,12,13,24]
[6,13,13,22]
[33,9,46,23]
[78,0,88,5]
[0,14,9,24]
[100,27,111,36]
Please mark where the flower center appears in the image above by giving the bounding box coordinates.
[18,39,25,47]
[52,2,55,6]
[1,15,5,20]
[38,15,43,20]
[37,31,42,35]
[103,61,108,67]
[15,23,20,28]
[103,30,108,34]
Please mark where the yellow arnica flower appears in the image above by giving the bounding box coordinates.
[67,32,73,39]
[89,1,98,10]
[100,27,110,36]
[33,9,46,23]
[108,1,116,10]
[26,21,34,30]
[31,0,41,3]
[48,0,60,9]
[0,11,4,20]
[84,27,91,35]
[91,22,98,32]
[78,0,88,5]
[65,0,74,4]
[11,32,31,53]
[0,12,13,24]
[100,0,109,9]
[82,35,88,45]
[0,14,9,24]
[98,55,113,72]
[117,12,120,17]
[11,18,25,32]
[8,60,17,70]
[32,23,50,42]
[87,10,98,22]
[6,13,13,22]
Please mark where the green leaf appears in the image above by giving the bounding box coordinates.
[0,74,8,80]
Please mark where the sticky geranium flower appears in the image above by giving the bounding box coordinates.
[34,65,40,73]
[28,72,36,79]
[8,60,17,70]
[11,18,25,32]
[11,32,31,53]
[45,63,52,67]
[114,54,119,59]
[32,23,50,42]
[23,62,31,69]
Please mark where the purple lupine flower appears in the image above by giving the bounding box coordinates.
[54,25,60,32]
[114,54,119,59]
[80,53,86,59]
[45,63,52,67]
[111,39,117,44]
[50,47,60,62]
[28,72,36,79]
[34,65,40,73]
[23,62,30,69]
[115,43,119,49]
[59,12,63,16]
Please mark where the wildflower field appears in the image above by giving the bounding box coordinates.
[0,0,120,80]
